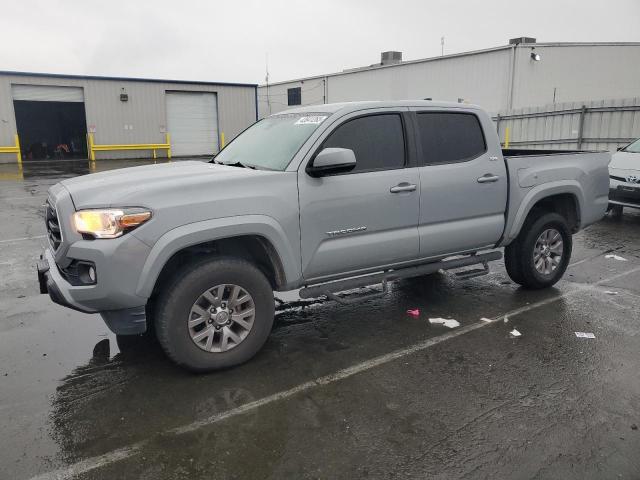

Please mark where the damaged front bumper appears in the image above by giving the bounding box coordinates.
[37,248,148,335]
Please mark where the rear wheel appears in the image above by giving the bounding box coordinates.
[504,212,572,289]
[155,257,275,372]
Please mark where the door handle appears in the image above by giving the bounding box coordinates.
[390,183,417,193]
[477,174,500,183]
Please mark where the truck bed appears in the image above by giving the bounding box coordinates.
[500,150,610,245]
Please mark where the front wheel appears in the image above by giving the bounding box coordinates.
[504,212,572,289]
[155,257,275,372]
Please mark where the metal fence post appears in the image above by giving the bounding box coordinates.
[577,105,587,150]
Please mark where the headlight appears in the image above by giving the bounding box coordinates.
[73,208,151,239]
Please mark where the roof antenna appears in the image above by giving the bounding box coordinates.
[441,36,445,56]
[265,53,271,115]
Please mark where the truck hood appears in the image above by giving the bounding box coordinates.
[61,161,274,209]
[609,151,640,172]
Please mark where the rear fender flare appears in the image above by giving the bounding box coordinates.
[503,181,584,245]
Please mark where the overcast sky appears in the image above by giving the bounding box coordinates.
[1,0,638,85]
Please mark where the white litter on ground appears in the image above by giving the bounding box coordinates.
[605,254,627,261]
[575,332,596,339]
[504,316,509,323]
[604,290,619,295]
[428,318,460,329]
[510,328,522,337]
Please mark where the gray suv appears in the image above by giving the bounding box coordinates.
[37,101,610,371]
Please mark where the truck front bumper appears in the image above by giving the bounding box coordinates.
[37,248,149,335]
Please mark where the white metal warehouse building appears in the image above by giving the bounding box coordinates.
[259,39,640,116]
[0,71,257,163]
[258,39,640,150]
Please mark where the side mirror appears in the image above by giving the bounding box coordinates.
[306,148,356,177]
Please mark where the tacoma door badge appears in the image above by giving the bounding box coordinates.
[326,226,367,237]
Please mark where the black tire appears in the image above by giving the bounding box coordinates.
[503,239,525,285]
[155,257,275,372]
[504,211,572,289]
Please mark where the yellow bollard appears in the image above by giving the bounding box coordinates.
[220,132,225,150]
[504,127,510,148]
[15,134,22,165]
[88,132,96,161]
[166,133,172,159]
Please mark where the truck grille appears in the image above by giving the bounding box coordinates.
[45,201,62,251]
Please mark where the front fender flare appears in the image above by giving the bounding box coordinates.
[135,215,300,298]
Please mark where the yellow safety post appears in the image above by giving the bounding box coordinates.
[88,132,96,161]
[220,132,226,149]
[166,133,171,159]
[15,134,22,166]
[504,127,510,148]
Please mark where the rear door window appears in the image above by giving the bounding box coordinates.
[321,114,405,173]
[416,112,486,165]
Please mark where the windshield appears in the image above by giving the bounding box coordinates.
[214,113,330,170]
[623,138,640,153]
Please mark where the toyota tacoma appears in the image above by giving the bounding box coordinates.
[37,101,610,371]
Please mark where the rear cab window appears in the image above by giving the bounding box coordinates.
[415,112,486,165]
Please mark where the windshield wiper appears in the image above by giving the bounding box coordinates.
[215,160,256,170]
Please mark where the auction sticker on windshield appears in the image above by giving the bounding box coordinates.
[295,115,328,125]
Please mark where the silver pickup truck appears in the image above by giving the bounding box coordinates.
[37,101,610,371]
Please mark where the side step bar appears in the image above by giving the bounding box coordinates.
[299,251,502,300]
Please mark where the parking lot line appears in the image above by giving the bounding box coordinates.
[27,263,640,480]
[29,446,144,480]
[0,195,47,202]
[0,234,46,244]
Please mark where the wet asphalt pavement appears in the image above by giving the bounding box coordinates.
[1,158,640,480]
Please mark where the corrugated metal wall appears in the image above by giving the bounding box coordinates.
[258,43,640,120]
[0,73,256,161]
[494,97,640,151]
[258,47,513,118]
[512,44,640,110]
[259,77,326,117]
[328,48,511,109]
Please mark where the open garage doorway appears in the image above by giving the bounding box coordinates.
[12,85,87,160]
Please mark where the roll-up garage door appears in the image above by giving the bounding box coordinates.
[11,84,87,160]
[166,92,219,156]
[11,84,84,102]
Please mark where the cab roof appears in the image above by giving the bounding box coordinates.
[273,100,483,117]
